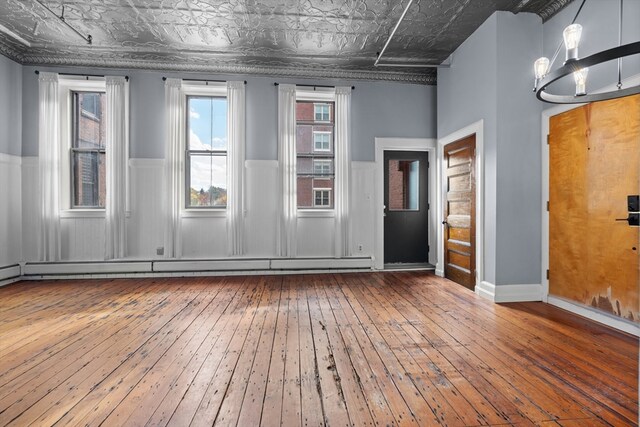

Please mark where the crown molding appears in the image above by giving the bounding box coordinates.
[19,53,437,85]
[538,0,575,22]
[0,37,24,63]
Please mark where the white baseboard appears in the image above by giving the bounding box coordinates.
[547,295,640,337]
[475,281,543,303]
[435,267,444,277]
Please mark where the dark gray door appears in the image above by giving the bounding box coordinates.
[383,151,429,264]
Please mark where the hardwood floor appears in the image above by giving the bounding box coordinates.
[0,272,637,426]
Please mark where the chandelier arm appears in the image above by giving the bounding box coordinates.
[536,41,640,104]
[617,0,623,88]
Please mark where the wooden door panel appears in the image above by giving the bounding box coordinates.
[444,136,476,290]
[549,94,639,322]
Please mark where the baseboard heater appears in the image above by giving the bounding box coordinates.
[20,256,373,278]
[0,264,21,283]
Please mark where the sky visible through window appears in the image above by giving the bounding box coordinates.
[188,97,227,194]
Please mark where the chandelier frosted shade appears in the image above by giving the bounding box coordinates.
[563,24,583,61]
[534,57,550,79]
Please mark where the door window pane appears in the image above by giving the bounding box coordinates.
[388,160,419,210]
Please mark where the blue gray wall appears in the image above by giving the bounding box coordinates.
[438,11,543,286]
[20,66,436,161]
[495,12,544,286]
[437,13,500,285]
[0,55,22,156]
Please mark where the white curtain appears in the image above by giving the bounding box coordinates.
[104,76,128,260]
[335,87,352,257]
[163,78,184,258]
[38,72,61,262]
[226,81,246,256]
[277,84,297,257]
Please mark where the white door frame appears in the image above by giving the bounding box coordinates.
[374,138,437,270]
[541,75,640,336]
[437,120,484,292]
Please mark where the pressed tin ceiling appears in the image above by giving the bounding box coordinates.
[0,0,573,84]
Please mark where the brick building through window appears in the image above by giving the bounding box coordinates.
[296,101,335,208]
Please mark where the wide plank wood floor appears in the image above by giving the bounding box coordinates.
[0,272,637,426]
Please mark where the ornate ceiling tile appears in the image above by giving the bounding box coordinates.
[0,0,573,84]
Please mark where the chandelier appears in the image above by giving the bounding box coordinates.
[533,0,640,104]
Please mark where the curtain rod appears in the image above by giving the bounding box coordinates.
[273,83,355,90]
[162,77,247,84]
[34,70,129,81]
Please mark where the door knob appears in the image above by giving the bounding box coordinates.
[442,220,448,225]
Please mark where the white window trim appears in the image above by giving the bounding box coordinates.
[313,131,331,152]
[182,82,228,213]
[58,77,130,218]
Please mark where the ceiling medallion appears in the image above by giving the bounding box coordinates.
[533,0,640,104]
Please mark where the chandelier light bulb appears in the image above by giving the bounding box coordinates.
[563,23,583,62]
[534,57,550,79]
[573,67,589,96]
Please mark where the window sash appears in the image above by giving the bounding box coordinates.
[70,148,105,208]
[70,90,106,208]
[185,95,228,209]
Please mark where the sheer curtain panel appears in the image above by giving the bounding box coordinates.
[38,72,61,262]
[105,76,128,260]
[163,78,184,258]
[334,87,352,257]
[226,81,246,256]
[277,84,297,257]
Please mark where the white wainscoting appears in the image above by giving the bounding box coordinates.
[351,162,375,257]
[19,158,377,265]
[0,154,22,268]
[128,159,164,258]
[245,160,278,257]
[21,157,38,262]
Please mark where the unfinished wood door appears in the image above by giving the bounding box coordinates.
[444,136,476,290]
[549,94,640,322]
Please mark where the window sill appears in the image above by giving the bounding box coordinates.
[60,210,132,219]
[298,209,335,218]
[181,209,227,218]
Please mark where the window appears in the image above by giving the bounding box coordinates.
[296,100,334,209]
[314,189,331,207]
[314,159,332,176]
[71,91,106,208]
[314,103,330,121]
[313,132,331,151]
[186,96,228,208]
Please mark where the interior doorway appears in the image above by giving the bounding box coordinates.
[443,135,476,290]
[383,150,430,266]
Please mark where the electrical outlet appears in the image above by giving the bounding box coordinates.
[156,247,164,256]
[357,244,363,252]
